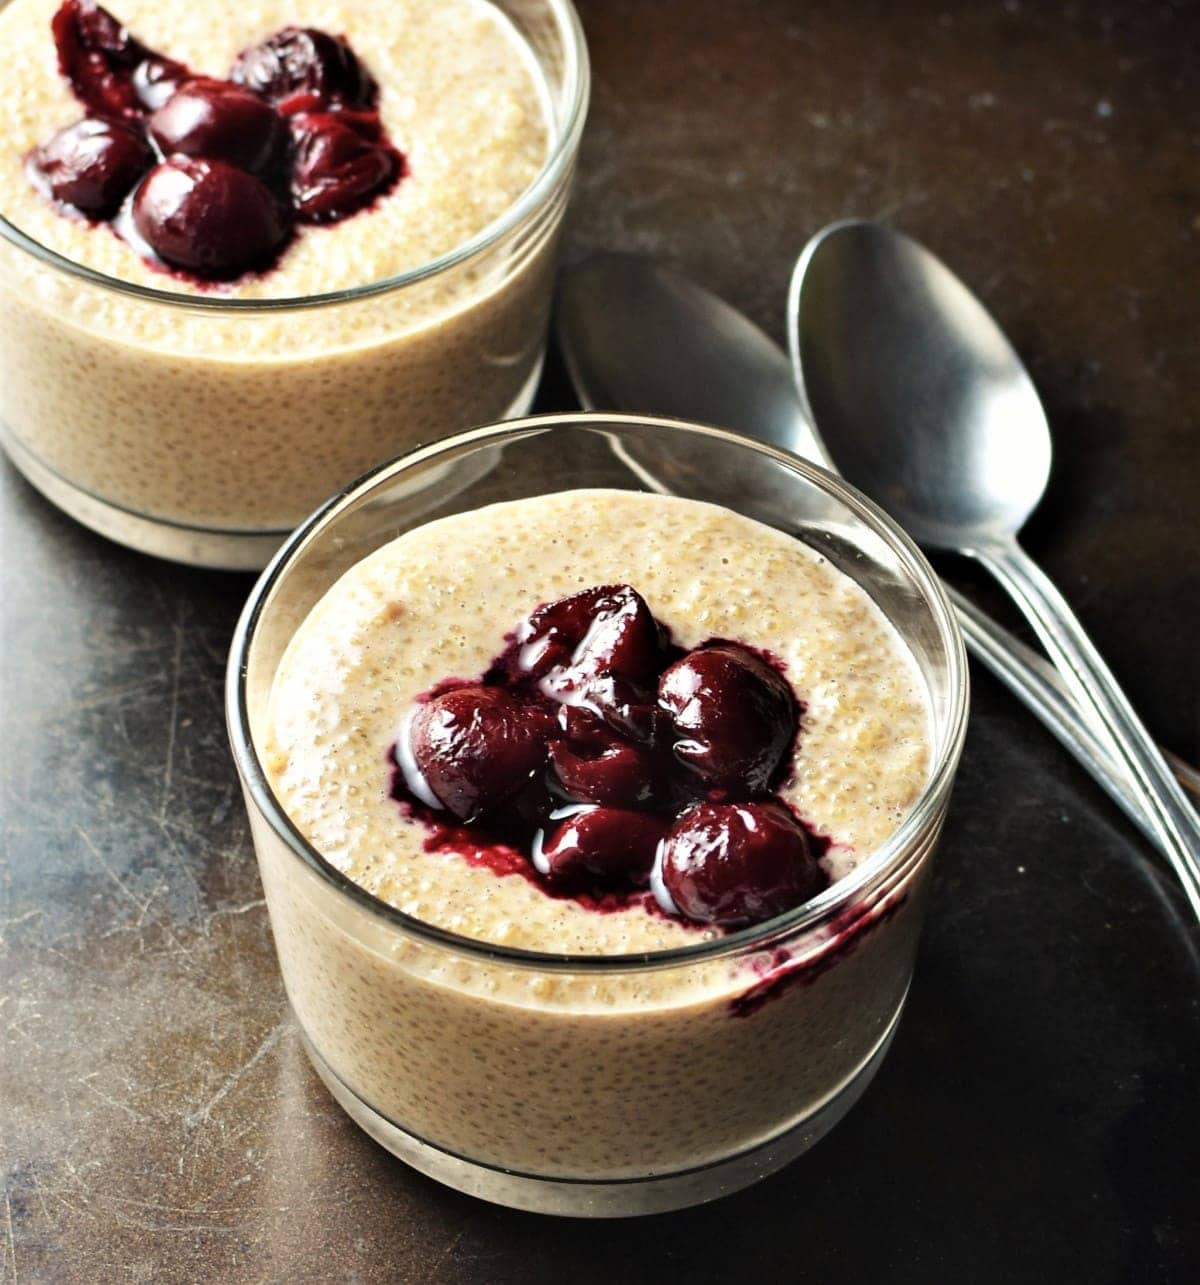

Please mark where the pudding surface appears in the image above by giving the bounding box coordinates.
[266,489,932,954]
[0,0,550,299]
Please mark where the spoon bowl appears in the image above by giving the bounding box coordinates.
[789,220,1200,909]
[791,221,1051,548]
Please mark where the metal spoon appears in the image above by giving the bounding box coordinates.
[788,220,1200,915]
[554,253,1200,852]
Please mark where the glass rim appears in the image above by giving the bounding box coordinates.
[0,0,588,314]
[225,412,970,972]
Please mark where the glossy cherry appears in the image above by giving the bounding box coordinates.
[131,157,290,280]
[549,736,661,809]
[518,584,667,692]
[409,685,555,823]
[658,801,822,926]
[572,671,667,746]
[391,583,813,925]
[536,808,668,890]
[289,111,399,222]
[52,0,148,119]
[658,643,797,794]
[231,26,377,110]
[149,78,287,177]
[38,8,407,283]
[32,116,153,217]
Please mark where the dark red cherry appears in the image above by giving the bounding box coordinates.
[32,116,153,217]
[658,643,797,795]
[536,808,668,890]
[549,738,660,809]
[289,111,399,223]
[573,671,668,746]
[410,686,554,823]
[52,0,148,119]
[514,591,594,677]
[131,54,190,111]
[150,79,287,177]
[658,801,822,926]
[131,157,290,280]
[519,585,666,693]
[231,27,377,110]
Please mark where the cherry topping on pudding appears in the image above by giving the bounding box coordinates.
[535,808,669,890]
[657,801,823,926]
[34,4,407,285]
[149,78,288,178]
[132,157,290,280]
[570,671,667,746]
[52,0,149,119]
[230,26,377,110]
[658,643,797,794]
[392,584,828,925]
[31,116,153,217]
[517,584,669,692]
[289,111,399,222]
[408,686,555,824]
[549,734,661,809]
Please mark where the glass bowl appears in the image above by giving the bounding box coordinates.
[226,413,969,1215]
[0,0,588,569]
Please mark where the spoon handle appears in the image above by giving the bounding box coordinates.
[972,540,1200,918]
[948,588,1197,847]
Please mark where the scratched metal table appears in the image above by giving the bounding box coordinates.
[3,2,1198,1281]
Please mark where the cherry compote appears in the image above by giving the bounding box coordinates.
[230,26,377,111]
[534,808,668,891]
[289,110,400,223]
[148,78,287,178]
[31,2,404,284]
[658,643,797,795]
[657,801,822,927]
[132,157,290,280]
[392,584,827,927]
[31,116,153,218]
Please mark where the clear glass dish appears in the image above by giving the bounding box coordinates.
[0,0,588,569]
[226,413,969,1216]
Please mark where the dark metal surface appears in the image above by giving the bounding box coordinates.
[2,1,1198,1280]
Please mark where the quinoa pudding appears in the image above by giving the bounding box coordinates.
[0,0,581,563]
[254,488,939,1197]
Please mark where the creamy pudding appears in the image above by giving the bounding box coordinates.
[254,489,936,1191]
[0,0,580,562]
[267,491,931,948]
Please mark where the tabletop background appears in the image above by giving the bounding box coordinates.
[3,1,1198,1281]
